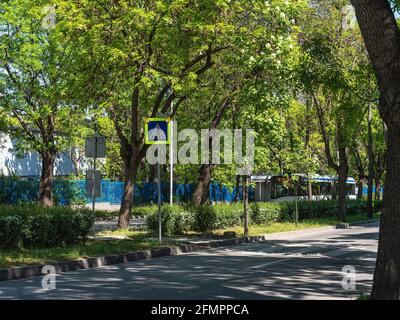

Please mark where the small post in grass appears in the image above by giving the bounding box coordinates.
[92,129,97,212]
[295,177,299,227]
[243,175,249,237]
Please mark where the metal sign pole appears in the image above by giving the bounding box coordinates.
[144,116,170,243]
[157,159,162,243]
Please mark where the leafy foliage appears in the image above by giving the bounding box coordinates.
[0,205,95,248]
[144,199,374,235]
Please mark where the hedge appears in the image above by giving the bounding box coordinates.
[144,199,373,235]
[0,215,23,249]
[282,199,367,220]
[146,204,195,235]
[250,202,285,224]
[0,205,95,249]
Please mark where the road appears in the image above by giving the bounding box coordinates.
[0,221,379,300]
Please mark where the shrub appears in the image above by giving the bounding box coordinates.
[346,199,367,215]
[0,215,23,249]
[282,199,368,220]
[132,205,159,217]
[139,199,373,236]
[146,205,194,235]
[213,203,243,229]
[296,200,338,219]
[250,202,283,225]
[21,210,95,247]
[93,210,119,220]
[0,205,95,249]
[193,205,217,233]
[173,208,196,235]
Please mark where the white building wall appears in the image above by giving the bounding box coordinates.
[0,135,78,177]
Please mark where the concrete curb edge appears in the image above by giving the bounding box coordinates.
[0,236,267,282]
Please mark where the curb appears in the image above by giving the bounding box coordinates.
[0,236,267,282]
[0,219,379,282]
[349,219,379,226]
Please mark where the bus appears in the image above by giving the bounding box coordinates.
[251,174,357,203]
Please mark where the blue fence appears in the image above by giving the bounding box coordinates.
[362,186,384,196]
[0,178,254,206]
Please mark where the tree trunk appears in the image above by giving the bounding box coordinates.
[370,123,400,299]
[118,157,139,229]
[243,176,249,237]
[367,174,374,218]
[331,179,337,200]
[149,164,157,183]
[357,179,364,199]
[191,96,231,206]
[353,149,366,200]
[374,152,386,201]
[234,175,240,203]
[192,164,213,206]
[39,151,55,206]
[335,133,348,222]
[336,140,349,222]
[351,0,400,299]
[307,173,313,201]
[337,164,348,222]
[367,104,375,218]
[375,178,381,201]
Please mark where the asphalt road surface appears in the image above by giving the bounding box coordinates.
[0,221,379,300]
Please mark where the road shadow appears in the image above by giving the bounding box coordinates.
[0,226,378,300]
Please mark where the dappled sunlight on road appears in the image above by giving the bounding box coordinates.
[0,222,378,300]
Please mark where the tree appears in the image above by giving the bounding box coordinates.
[191,0,307,205]
[351,0,400,300]
[0,0,86,205]
[73,0,248,228]
[298,0,371,221]
[191,95,234,206]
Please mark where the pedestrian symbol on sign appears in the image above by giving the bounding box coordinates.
[145,118,171,145]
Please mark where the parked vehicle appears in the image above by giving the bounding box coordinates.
[251,174,357,203]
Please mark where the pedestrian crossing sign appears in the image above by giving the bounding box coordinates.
[144,118,171,145]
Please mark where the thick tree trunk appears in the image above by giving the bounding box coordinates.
[192,164,213,206]
[351,0,400,299]
[39,151,55,206]
[118,157,139,229]
[370,123,400,299]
